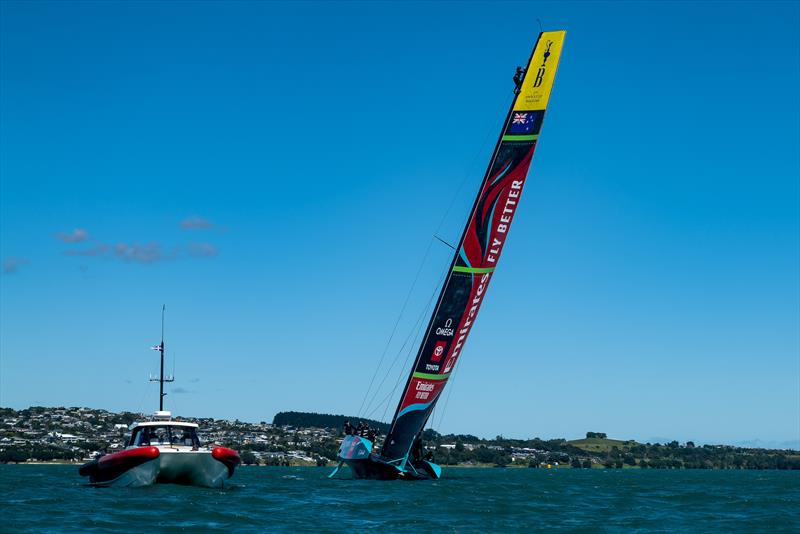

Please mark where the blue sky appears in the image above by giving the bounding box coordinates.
[1,1,798,447]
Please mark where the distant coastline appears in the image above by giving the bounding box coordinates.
[2,407,798,470]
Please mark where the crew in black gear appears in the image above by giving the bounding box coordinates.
[513,66,525,94]
[411,432,424,462]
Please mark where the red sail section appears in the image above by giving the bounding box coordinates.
[381,31,566,463]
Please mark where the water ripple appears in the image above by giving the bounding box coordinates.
[1,466,798,532]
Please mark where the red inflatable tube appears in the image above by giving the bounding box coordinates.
[212,447,241,477]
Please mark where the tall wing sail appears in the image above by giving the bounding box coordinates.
[381,31,566,462]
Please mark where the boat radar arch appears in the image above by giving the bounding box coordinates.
[153,411,172,421]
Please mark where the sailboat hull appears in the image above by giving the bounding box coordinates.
[335,435,441,480]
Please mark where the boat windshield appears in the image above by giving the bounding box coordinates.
[130,425,201,448]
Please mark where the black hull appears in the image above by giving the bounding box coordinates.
[341,456,440,481]
[335,435,441,480]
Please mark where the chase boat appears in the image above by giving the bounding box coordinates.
[79,411,239,488]
[79,306,240,488]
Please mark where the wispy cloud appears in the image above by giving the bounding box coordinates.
[187,242,218,258]
[55,228,89,243]
[61,232,218,264]
[64,242,177,263]
[180,216,213,230]
[115,242,175,264]
[64,244,109,257]
[172,387,193,394]
[3,256,29,274]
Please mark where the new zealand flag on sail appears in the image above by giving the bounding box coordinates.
[506,110,544,135]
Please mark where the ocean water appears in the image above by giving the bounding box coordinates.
[1,465,798,532]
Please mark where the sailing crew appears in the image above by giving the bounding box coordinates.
[357,421,367,436]
[366,427,377,443]
[513,66,525,94]
[411,432,424,462]
[180,430,194,446]
[343,420,353,436]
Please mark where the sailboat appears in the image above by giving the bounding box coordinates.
[333,30,566,480]
[79,306,241,487]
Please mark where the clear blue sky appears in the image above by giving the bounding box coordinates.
[1,1,798,447]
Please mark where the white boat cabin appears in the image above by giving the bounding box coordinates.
[127,411,201,449]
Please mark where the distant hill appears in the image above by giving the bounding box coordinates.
[569,437,640,453]
[272,411,390,433]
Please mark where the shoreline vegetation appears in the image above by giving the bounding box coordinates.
[2,407,798,470]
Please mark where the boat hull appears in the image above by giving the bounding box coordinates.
[80,446,240,488]
[335,435,441,480]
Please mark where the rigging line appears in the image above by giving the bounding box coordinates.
[366,275,442,422]
[379,268,448,424]
[378,99,510,423]
[433,97,511,239]
[135,382,151,416]
[362,91,508,421]
[357,236,437,419]
[361,270,442,418]
[426,89,521,432]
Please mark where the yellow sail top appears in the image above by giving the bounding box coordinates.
[514,30,566,111]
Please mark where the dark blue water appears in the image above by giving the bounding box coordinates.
[2,465,798,532]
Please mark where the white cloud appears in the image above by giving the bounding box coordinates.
[55,228,89,243]
[180,216,213,230]
[3,256,29,274]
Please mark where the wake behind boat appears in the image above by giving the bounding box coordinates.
[79,306,240,488]
[332,30,566,480]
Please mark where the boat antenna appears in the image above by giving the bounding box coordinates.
[149,304,174,411]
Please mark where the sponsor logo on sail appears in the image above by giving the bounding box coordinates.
[444,271,491,373]
[414,380,435,400]
[532,40,553,88]
[431,340,447,362]
[435,318,454,337]
[513,30,564,112]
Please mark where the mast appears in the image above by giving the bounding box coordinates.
[380,31,566,463]
[150,304,174,411]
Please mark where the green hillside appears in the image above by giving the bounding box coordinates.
[568,437,639,453]
[272,411,389,433]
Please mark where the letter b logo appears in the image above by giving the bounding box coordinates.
[533,67,546,88]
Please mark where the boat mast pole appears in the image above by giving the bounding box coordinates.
[159,304,165,411]
[149,304,174,412]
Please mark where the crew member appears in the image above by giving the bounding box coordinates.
[513,66,525,94]
[412,432,424,462]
